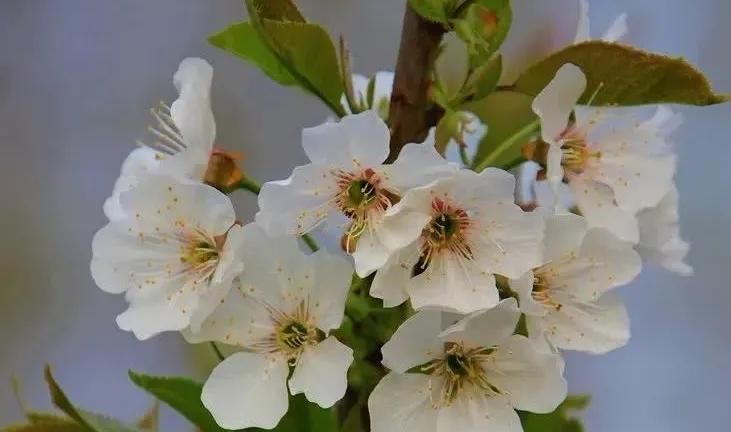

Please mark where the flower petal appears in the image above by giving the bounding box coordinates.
[170,58,215,153]
[302,111,390,167]
[201,352,289,430]
[308,251,352,332]
[370,246,417,308]
[436,395,522,432]
[441,298,520,348]
[289,336,353,408]
[544,291,630,354]
[381,310,445,373]
[256,163,338,236]
[543,213,587,262]
[484,335,567,413]
[571,178,639,243]
[532,64,586,143]
[368,373,436,432]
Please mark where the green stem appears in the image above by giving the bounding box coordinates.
[472,119,540,172]
[210,342,225,362]
[459,145,471,167]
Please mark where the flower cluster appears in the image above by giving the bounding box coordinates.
[91,42,692,430]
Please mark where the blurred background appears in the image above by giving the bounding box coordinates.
[1,0,729,430]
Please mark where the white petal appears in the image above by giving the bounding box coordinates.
[368,373,436,432]
[381,310,444,373]
[532,64,586,143]
[370,247,417,308]
[441,298,520,348]
[485,335,567,413]
[469,202,545,279]
[201,352,289,430]
[182,278,274,346]
[302,111,390,167]
[543,213,588,262]
[408,253,500,313]
[601,13,629,42]
[571,179,639,243]
[597,152,676,212]
[511,271,546,317]
[386,140,457,190]
[573,0,591,43]
[289,336,353,408]
[544,291,630,354]
[308,251,353,332]
[116,299,189,340]
[377,206,432,253]
[437,395,522,432]
[104,147,161,221]
[256,163,338,236]
[170,58,215,153]
[352,229,392,277]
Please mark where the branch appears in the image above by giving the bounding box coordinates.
[386,4,446,162]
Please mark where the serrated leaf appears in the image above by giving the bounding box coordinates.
[467,91,539,170]
[127,372,223,432]
[247,0,304,22]
[408,0,449,23]
[209,22,297,87]
[520,394,591,432]
[44,366,142,432]
[259,19,345,115]
[514,41,729,106]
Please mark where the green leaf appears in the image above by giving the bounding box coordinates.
[127,372,223,432]
[259,19,345,115]
[461,54,502,102]
[209,23,297,87]
[520,395,591,432]
[453,0,511,63]
[408,0,449,23]
[246,0,305,22]
[272,395,338,432]
[514,41,729,106]
[44,366,142,432]
[467,91,539,171]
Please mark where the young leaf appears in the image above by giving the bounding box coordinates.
[520,394,591,432]
[408,0,449,23]
[467,91,539,171]
[514,41,729,106]
[209,23,297,87]
[44,366,142,432]
[259,20,346,115]
[246,0,305,22]
[461,53,502,102]
[269,395,338,432]
[127,372,224,432]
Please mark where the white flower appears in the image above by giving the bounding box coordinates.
[637,186,692,275]
[512,214,641,354]
[185,224,353,430]
[371,168,544,313]
[344,71,394,119]
[91,174,244,340]
[574,0,628,44]
[104,57,216,221]
[369,299,567,432]
[256,111,457,277]
[532,64,679,242]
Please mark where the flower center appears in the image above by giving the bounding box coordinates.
[177,227,222,282]
[333,168,399,253]
[413,198,472,276]
[346,179,377,208]
[559,131,601,176]
[277,320,316,352]
[531,266,562,311]
[422,342,498,406]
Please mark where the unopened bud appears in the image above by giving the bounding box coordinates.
[204,147,244,192]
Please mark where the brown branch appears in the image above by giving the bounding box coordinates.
[386,4,446,162]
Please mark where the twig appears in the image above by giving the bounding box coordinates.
[386,4,447,162]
